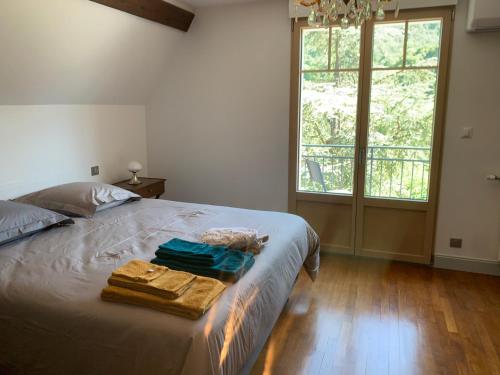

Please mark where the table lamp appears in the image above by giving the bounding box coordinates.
[127,161,143,185]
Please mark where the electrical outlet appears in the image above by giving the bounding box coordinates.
[450,238,462,248]
[91,166,100,176]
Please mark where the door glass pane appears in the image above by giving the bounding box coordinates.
[298,27,361,195]
[372,23,405,68]
[331,28,361,69]
[365,20,443,201]
[406,20,442,67]
[302,28,329,70]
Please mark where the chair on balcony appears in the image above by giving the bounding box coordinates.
[306,159,327,193]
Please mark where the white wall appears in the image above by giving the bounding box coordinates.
[146,0,500,263]
[147,0,291,211]
[435,0,500,262]
[0,0,168,200]
[0,0,183,104]
[0,106,148,199]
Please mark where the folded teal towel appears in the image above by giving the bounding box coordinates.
[152,249,255,282]
[158,238,228,266]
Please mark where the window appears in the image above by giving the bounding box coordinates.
[299,27,361,195]
[289,7,453,263]
[297,16,444,202]
[366,20,442,201]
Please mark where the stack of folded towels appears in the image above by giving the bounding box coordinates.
[101,259,226,320]
[151,238,255,282]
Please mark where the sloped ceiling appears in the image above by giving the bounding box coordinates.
[0,0,185,105]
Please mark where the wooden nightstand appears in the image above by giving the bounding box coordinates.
[113,177,166,199]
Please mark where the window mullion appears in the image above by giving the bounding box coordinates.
[403,21,409,68]
[328,27,332,70]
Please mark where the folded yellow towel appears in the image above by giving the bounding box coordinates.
[101,276,226,320]
[112,259,166,283]
[108,268,196,299]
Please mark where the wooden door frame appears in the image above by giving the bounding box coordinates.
[288,7,455,262]
[354,7,454,263]
[288,20,368,254]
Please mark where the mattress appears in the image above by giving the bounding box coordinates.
[0,199,319,375]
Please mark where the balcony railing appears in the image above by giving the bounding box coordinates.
[300,144,431,201]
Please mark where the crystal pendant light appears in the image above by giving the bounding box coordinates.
[307,10,316,26]
[375,3,386,21]
[365,1,372,20]
[299,0,399,30]
[340,15,350,29]
[348,2,357,19]
[307,8,322,27]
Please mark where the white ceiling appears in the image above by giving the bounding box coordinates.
[0,0,263,105]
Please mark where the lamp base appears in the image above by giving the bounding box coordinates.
[128,172,142,185]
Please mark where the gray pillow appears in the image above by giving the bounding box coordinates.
[95,199,129,213]
[0,201,74,246]
[14,182,141,218]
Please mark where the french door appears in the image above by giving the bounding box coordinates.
[289,7,453,263]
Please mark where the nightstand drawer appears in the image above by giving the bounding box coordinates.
[136,182,164,199]
[113,178,166,199]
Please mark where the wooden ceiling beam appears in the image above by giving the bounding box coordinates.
[89,0,195,32]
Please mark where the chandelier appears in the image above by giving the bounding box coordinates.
[296,0,400,29]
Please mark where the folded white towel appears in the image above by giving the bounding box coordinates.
[200,227,269,254]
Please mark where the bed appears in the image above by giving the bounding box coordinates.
[0,198,319,375]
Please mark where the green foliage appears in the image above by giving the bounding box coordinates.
[407,21,442,67]
[331,28,361,69]
[299,21,442,200]
[373,23,405,68]
[302,28,329,70]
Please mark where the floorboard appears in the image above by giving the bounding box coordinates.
[250,254,500,375]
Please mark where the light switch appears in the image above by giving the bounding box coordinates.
[461,127,473,139]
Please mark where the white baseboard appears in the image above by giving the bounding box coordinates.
[433,254,500,277]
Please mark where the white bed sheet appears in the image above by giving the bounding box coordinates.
[0,199,319,375]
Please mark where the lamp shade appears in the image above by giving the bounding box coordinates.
[127,161,143,173]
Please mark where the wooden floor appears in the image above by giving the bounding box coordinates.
[250,254,500,375]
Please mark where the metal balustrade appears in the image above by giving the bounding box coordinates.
[300,144,431,201]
